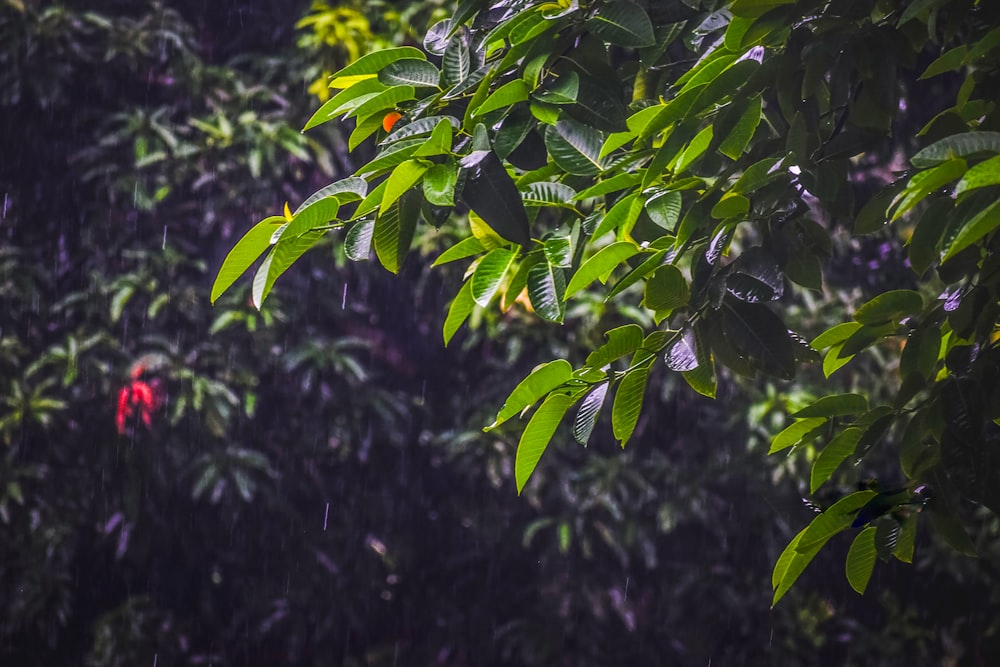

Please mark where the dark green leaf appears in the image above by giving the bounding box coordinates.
[461,152,532,246]
[344,219,375,261]
[544,119,605,176]
[378,59,441,87]
[574,381,609,446]
[586,1,655,47]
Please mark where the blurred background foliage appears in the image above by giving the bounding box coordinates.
[1,0,999,665]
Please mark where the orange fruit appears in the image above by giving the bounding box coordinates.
[382,111,403,132]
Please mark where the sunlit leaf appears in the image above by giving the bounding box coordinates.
[490,359,574,429]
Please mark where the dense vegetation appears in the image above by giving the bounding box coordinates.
[3,0,1000,664]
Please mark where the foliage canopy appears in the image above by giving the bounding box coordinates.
[214,0,1000,605]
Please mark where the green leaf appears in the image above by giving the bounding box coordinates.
[432,236,484,267]
[413,119,456,157]
[345,219,375,261]
[919,45,969,80]
[792,394,868,419]
[719,95,762,160]
[770,417,827,454]
[674,125,714,175]
[443,279,476,346]
[574,381,609,446]
[798,491,878,552]
[373,196,417,274]
[329,46,426,85]
[252,230,325,308]
[490,359,573,430]
[543,236,572,268]
[646,191,682,230]
[893,515,917,564]
[522,181,578,209]
[574,173,642,200]
[587,324,645,368]
[911,132,1000,168]
[592,193,643,239]
[355,138,426,178]
[303,79,387,130]
[461,152,532,246]
[378,59,440,87]
[731,0,797,19]
[643,265,689,312]
[612,361,654,447]
[212,216,285,303]
[347,86,415,121]
[731,156,784,195]
[515,390,581,494]
[771,526,814,606]
[854,290,923,325]
[681,324,716,397]
[711,194,750,219]
[901,328,940,384]
[954,155,1000,196]
[811,322,863,350]
[719,300,797,380]
[382,159,431,212]
[890,159,966,221]
[810,427,864,493]
[823,343,855,378]
[854,186,897,235]
[544,119,605,176]
[295,178,368,215]
[942,198,1000,261]
[534,70,579,105]
[846,526,878,595]
[472,79,530,117]
[423,162,458,206]
[349,112,388,151]
[382,116,458,146]
[443,31,471,86]
[565,242,639,299]
[471,248,516,307]
[586,0,655,47]
[528,261,566,322]
[665,329,699,372]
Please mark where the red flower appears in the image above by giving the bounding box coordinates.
[116,379,161,434]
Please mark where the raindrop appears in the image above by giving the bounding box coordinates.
[341,283,348,310]
[323,502,329,530]
[162,225,167,250]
